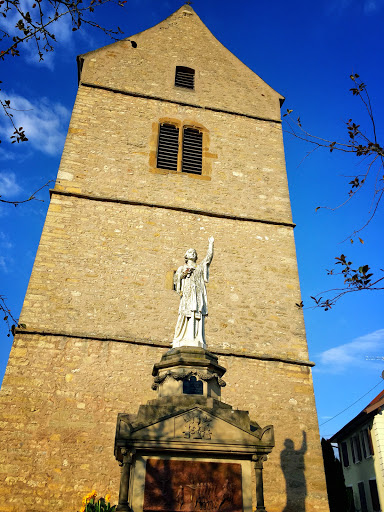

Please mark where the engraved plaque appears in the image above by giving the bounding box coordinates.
[143,459,243,512]
[183,376,203,395]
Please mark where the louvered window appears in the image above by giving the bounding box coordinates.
[175,66,195,89]
[157,123,179,170]
[156,123,204,175]
[182,127,202,174]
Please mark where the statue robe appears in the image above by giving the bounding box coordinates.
[173,256,210,348]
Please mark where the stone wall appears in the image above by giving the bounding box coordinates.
[55,87,291,223]
[0,5,329,511]
[78,5,283,122]
[19,193,305,362]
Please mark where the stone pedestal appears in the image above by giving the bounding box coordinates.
[152,347,226,399]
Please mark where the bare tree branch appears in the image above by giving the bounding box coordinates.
[286,75,383,310]
[0,0,126,61]
[0,180,53,205]
[284,75,384,237]
[0,295,25,337]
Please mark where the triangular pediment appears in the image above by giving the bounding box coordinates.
[129,407,272,447]
[78,6,283,120]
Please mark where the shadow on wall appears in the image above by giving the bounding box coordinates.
[280,430,307,512]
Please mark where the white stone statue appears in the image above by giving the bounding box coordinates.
[173,237,214,349]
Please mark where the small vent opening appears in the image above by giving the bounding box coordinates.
[175,66,195,89]
[157,123,179,171]
[182,127,203,174]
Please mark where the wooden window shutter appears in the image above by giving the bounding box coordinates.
[182,127,203,174]
[358,482,368,512]
[350,438,356,464]
[175,66,195,89]
[369,480,380,511]
[360,431,367,459]
[354,435,363,462]
[341,441,350,467]
[157,123,179,171]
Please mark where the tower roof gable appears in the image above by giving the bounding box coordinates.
[78,5,284,120]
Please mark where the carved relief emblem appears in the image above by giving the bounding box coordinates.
[182,411,212,440]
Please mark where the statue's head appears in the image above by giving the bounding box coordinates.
[184,248,197,262]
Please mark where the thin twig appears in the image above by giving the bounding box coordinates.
[0,180,53,205]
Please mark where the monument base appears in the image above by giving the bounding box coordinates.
[114,347,274,512]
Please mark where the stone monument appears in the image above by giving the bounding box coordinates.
[173,237,214,349]
[114,240,274,512]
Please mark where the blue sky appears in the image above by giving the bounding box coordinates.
[0,0,383,440]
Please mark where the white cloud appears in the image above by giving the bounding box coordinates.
[363,0,384,13]
[316,329,384,374]
[0,172,22,198]
[0,232,13,249]
[328,0,384,14]
[0,93,70,156]
[0,255,8,273]
[0,0,74,68]
[0,232,14,273]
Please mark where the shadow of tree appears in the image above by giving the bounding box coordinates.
[280,430,307,512]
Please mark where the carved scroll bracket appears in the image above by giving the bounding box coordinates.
[252,454,268,469]
[152,369,226,390]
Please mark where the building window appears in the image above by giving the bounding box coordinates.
[367,428,374,455]
[341,441,350,467]
[358,482,368,512]
[175,66,195,89]
[369,479,380,512]
[359,428,374,458]
[156,123,203,175]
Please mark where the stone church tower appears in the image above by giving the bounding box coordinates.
[0,5,329,512]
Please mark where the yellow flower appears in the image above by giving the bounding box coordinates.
[82,490,97,506]
[105,494,111,503]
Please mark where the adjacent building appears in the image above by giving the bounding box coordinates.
[330,390,384,512]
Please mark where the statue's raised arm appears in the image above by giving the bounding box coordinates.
[203,236,214,265]
[172,237,215,349]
